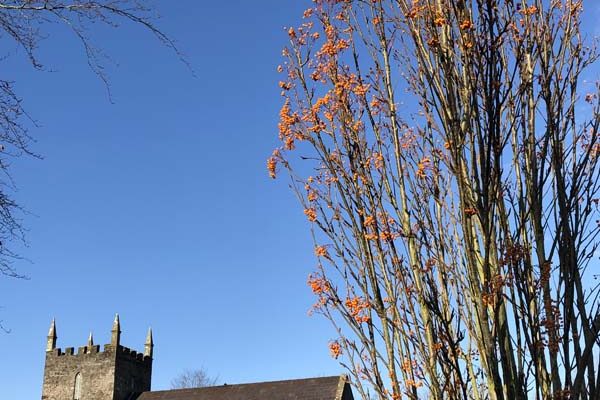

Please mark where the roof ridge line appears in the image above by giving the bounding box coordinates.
[141,375,345,395]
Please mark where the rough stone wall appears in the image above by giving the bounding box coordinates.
[113,346,152,400]
[41,344,152,400]
[41,345,116,400]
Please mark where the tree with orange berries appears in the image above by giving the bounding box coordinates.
[271,1,600,399]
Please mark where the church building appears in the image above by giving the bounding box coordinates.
[40,316,354,400]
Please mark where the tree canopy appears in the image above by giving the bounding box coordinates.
[170,368,218,390]
[272,1,600,399]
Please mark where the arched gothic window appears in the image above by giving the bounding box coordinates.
[73,372,82,400]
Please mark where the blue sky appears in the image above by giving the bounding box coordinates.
[0,2,599,399]
[0,1,342,398]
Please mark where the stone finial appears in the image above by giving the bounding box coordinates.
[111,313,121,346]
[144,327,153,358]
[46,318,57,352]
[87,331,94,347]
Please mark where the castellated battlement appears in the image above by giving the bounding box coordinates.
[46,344,152,363]
[46,345,99,357]
[117,344,152,363]
[41,315,154,400]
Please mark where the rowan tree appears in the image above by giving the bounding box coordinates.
[271,1,600,399]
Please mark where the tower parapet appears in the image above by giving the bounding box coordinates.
[41,315,152,400]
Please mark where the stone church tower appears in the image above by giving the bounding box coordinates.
[41,315,153,400]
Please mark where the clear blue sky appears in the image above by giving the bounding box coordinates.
[0,1,341,398]
[1,2,599,399]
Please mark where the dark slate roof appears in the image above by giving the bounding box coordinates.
[137,375,353,400]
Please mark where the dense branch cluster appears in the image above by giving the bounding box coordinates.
[271,1,600,399]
